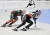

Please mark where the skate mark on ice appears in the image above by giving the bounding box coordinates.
[29,27,45,31]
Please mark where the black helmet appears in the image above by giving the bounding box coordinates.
[19,10,23,15]
[19,10,23,13]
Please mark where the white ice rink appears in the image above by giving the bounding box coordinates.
[0,1,50,35]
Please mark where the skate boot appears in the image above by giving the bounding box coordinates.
[8,25,12,27]
[12,28,18,31]
[8,23,12,27]
[27,27,30,29]
[21,27,30,31]
[1,24,6,27]
[21,28,27,31]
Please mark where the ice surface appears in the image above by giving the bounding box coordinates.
[0,22,50,35]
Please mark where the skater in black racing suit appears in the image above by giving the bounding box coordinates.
[12,10,41,31]
[1,10,23,27]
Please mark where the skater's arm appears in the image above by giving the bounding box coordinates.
[10,14,14,21]
[36,10,41,17]
[21,15,23,21]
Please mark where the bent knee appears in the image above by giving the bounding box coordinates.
[30,22,33,25]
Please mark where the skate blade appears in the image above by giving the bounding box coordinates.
[7,26,12,27]
[12,29,18,31]
[1,25,6,27]
[21,29,27,31]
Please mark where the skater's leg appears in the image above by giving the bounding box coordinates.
[1,20,12,27]
[34,19,36,27]
[21,20,33,31]
[9,19,17,24]
[26,5,29,8]
[26,3,30,8]
[8,19,17,27]
[1,11,14,27]
[33,18,38,27]
[25,20,33,29]
[5,20,12,24]
[12,20,26,31]
[33,3,35,8]
[9,16,18,24]
[1,17,17,27]
[17,20,26,29]
[8,17,18,27]
[16,15,27,28]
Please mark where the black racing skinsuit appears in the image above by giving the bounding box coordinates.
[10,11,18,20]
[16,14,33,29]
